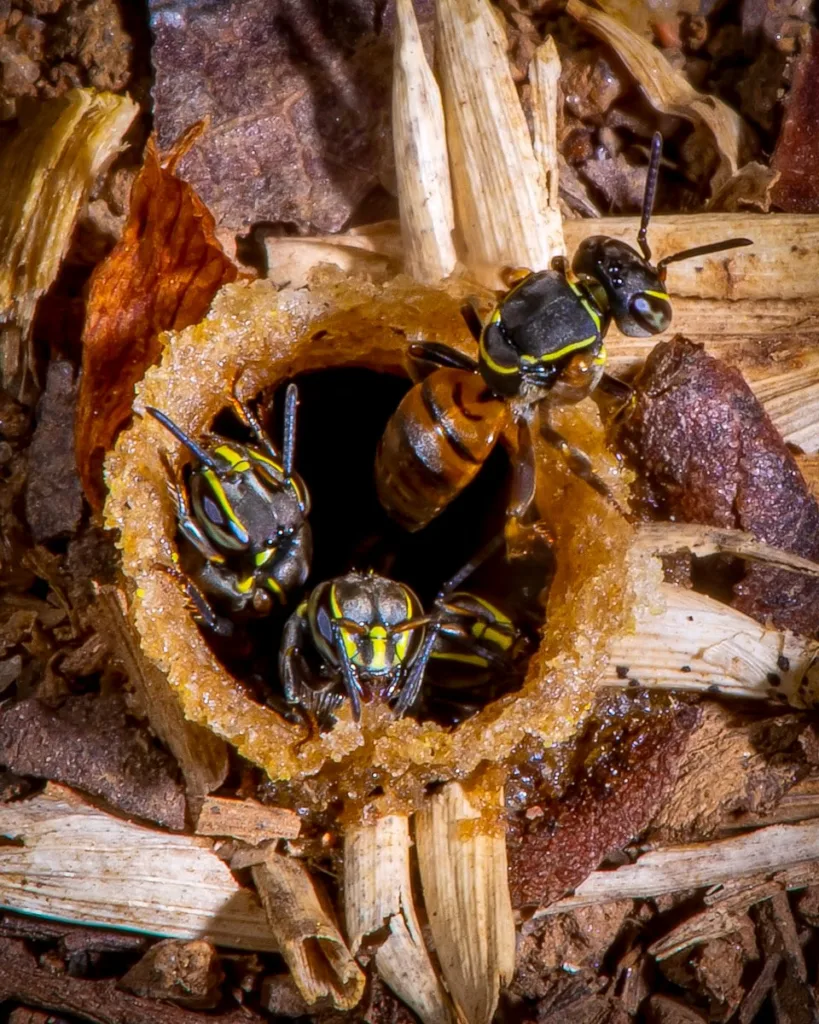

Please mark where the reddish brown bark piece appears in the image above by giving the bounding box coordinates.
[120,940,224,1009]
[0,937,263,1024]
[771,30,819,213]
[0,693,186,829]
[75,131,238,510]
[622,337,819,636]
[507,699,700,910]
[149,0,396,236]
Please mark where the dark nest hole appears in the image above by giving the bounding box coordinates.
[180,366,549,729]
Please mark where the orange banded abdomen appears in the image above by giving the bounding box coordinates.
[375,368,508,531]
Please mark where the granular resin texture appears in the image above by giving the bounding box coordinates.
[105,272,653,816]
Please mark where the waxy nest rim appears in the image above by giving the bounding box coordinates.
[105,271,655,814]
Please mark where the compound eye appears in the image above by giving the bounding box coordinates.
[627,292,672,336]
[202,493,225,526]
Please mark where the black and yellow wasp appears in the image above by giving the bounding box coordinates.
[279,538,526,728]
[147,383,311,635]
[377,132,752,532]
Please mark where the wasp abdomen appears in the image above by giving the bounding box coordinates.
[375,368,507,531]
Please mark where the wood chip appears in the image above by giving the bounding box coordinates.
[344,814,453,1024]
[393,0,457,283]
[544,822,819,915]
[0,89,137,392]
[196,796,300,844]
[252,850,365,1010]
[603,584,819,709]
[415,781,515,1024]
[0,784,277,951]
[434,0,564,285]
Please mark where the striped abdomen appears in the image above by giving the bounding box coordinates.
[375,368,507,531]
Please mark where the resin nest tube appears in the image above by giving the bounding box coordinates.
[103,268,656,815]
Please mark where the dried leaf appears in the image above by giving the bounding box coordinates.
[150,0,395,236]
[0,88,137,393]
[75,130,238,510]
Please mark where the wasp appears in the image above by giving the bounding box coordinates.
[376,132,753,531]
[147,383,312,635]
[279,537,526,728]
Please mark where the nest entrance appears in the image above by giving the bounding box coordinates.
[202,366,537,727]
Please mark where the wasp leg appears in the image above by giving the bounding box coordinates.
[156,563,235,637]
[593,372,637,442]
[264,524,312,606]
[281,383,298,479]
[437,533,505,598]
[407,341,479,382]
[279,606,341,730]
[460,302,484,343]
[508,416,537,522]
[539,417,629,517]
[505,416,556,560]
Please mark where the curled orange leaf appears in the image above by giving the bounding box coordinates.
[76,126,238,510]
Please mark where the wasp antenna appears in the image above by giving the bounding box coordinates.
[637,132,662,263]
[657,237,753,275]
[282,383,299,479]
[145,407,218,469]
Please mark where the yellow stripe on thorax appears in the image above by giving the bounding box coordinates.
[430,651,489,667]
[520,334,598,365]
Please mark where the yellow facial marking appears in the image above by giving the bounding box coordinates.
[265,577,285,603]
[368,625,389,671]
[255,548,275,567]
[236,575,254,594]
[341,629,359,662]
[593,344,607,367]
[644,289,670,301]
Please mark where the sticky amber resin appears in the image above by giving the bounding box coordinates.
[105,271,657,815]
